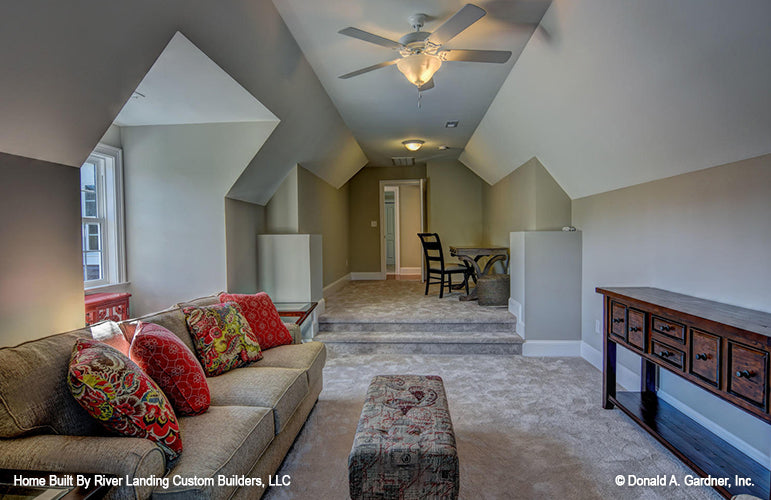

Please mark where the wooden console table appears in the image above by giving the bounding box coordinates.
[597,287,771,499]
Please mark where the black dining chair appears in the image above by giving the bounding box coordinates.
[417,233,473,298]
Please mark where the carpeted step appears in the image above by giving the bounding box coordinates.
[314,331,523,356]
[318,321,516,333]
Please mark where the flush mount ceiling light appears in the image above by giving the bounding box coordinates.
[402,140,425,152]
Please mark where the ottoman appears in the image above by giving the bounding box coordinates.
[349,375,459,500]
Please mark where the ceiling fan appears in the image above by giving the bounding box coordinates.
[337,3,512,91]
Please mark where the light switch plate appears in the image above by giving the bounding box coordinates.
[371,220,377,227]
[595,319,602,334]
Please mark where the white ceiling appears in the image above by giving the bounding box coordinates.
[272,0,550,166]
[114,33,278,127]
[462,0,771,198]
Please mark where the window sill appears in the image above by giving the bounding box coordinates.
[85,282,131,294]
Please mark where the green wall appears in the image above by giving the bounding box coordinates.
[348,165,427,272]
[482,157,571,247]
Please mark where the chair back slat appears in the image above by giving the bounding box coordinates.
[417,232,446,271]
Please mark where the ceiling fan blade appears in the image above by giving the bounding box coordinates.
[427,4,486,46]
[418,78,435,91]
[338,59,400,79]
[441,49,512,63]
[338,27,403,50]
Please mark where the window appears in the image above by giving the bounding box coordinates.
[80,144,126,288]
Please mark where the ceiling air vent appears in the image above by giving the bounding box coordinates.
[391,157,415,166]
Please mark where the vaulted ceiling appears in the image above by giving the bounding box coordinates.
[1,0,769,204]
[272,0,550,166]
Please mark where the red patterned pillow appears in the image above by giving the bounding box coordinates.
[218,292,293,350]
[182,302,262,376]
[67,339,182,462]
[130,322,210,416]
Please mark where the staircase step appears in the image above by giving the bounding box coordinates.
[314,331,523,356]
[318,321,516,333]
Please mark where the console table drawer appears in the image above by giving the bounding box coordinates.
[627,309,646,351]
[689,329,720,386]
[610,301,627,340]
[652,316,685,343]
[728,342,768,410]
[652,340,685,370]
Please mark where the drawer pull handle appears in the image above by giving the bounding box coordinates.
[695,353,709,361]
[736,370,754,379]
[659,350,673,358]
[612,318,624,324]
[660,325,673,332]
[630,327,641,332]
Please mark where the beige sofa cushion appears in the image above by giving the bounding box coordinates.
[156,406,274,500]
[257,341,326,388]
[0,330,100,438]
[0,434,165,500]
[206,368,308,434]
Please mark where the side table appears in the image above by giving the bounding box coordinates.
[274,302,318,342]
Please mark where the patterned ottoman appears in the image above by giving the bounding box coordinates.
[349,375,459,500]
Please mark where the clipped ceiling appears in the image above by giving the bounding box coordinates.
[115,33,278,127]
[462,0,771,198]
[272,0,550,166]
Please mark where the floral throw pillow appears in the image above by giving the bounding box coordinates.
[67,339,182,462]
[218,292,294,350]
[130,322,210,416]
[182,302,262,376]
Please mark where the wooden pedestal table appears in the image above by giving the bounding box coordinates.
[449,246,509,301]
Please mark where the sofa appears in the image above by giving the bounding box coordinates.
[0,294,326,500]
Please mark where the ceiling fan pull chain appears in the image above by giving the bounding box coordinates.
[417,88,422,109]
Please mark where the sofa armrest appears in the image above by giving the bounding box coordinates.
[0,434,165,499]
[284,322,302,344]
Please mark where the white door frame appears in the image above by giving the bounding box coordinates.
[383,186,400,274]
[379,179,425,278]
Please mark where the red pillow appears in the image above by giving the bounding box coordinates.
[218,292,293,350]
[182,302,262,376]
[67,339,182,462]
[130,322,210,416]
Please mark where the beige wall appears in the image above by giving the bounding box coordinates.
[398,184,422,269]
[297,166,350,286]
[573,153,771,460]
[225,198,265,293]
[122,122,274,315]
[266,167,299,233]
[0,154,84,346]
[482,157,571,247]
[348,165,427,272]
[427,160,484,258]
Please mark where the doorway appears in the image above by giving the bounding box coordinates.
[379,180,426,280]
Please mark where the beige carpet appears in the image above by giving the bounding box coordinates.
[320,280,515,325]
[264,354,721,500]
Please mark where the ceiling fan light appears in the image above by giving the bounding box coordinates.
[396,54,442,87]
[402,140,424,151]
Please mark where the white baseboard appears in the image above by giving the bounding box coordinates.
[580,341,638,390]
[508,298,524,338]
[350,272,385,280]
[579,341,769,467]
[657,389,769,466]
[399,267,421,274]
[523,340,582,357]
[323,273,350,296]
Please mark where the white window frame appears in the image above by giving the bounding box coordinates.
[81,144,127,289]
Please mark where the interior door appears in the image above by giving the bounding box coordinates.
[385,201,396,266]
